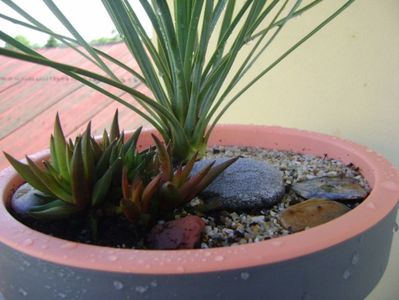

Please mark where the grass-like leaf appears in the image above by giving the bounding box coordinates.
[0,0,356,163]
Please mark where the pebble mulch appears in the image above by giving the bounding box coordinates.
[170,146,371,249]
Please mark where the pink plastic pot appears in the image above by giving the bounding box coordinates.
[0,125,398,299]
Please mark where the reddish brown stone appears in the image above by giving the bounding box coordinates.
[148,215,205,250]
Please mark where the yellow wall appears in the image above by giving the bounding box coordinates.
[215,2,399,299]
[218,0,399,169]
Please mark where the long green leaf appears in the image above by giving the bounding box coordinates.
[43,0,119,81]
[0,0,106,70]
[208,0,357,137]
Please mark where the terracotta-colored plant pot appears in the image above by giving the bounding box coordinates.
[0,125,398,299]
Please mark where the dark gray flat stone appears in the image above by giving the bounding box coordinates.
[192,157,285,210]
[292,176,369,200]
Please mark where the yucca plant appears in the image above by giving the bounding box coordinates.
[0,0,355,162]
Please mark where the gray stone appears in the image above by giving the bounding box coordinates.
[192,157,285,210]
[292,176,369,200]
[279,198,350,232]
[11,183,48,216]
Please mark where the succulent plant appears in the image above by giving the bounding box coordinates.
[4,111,141,221]
[121,133,238,225]
[5,110,238,238]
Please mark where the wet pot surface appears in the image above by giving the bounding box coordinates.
[1,125,398,300]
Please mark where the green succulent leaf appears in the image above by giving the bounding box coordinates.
[3,152,52,195]
[109,109,120,142]
[141,174,161,213]
[29,199,81,220]
[71,138,90,208]
[122,126,142,155]
[160,181,181,208]
[96,139,117,178]
[91,157,122,207]
[81,121,95,185]
[53,113,69,181]
[188,157,239,200]
[151,134,172,181]
[102,129,110,149]
[172,151,199,187]
[178,161,215,203]
[25,156,74,204]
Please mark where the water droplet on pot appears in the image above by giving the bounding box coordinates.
[135,285,149,294]
[58,292,67,298]
[22,260,31,267]
[113,281,124,290]
[366,202,376,209]
[240,272,250,280]
[150,280,158,287]
[22,238,33,246]
[381,181,399,192]
[271,240,282,247]
[351,252,360,265]
[204,251,212,257]
[18,288,28,296]
[214,255,224,262]
[60,242,78,249]
[343,269,351,280]
[108,255,118,262]
[176,266,185,272]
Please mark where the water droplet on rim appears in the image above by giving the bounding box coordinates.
[381,181,399,192]
[108,255,118,262]
[271,240,282,247]
[176,266,185,272]
[60,242,78,249]
[366,202,376,209]
[214,255,224,262]
[22,238,33,246]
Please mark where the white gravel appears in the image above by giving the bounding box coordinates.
[174,146,371,249]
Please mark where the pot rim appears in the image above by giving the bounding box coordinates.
[1,124,398,274]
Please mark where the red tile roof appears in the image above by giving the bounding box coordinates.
[0,43,151,170]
